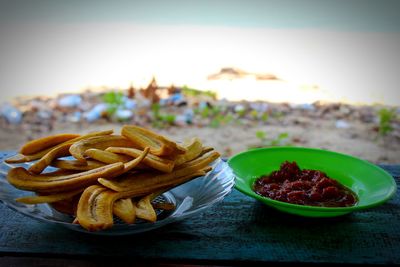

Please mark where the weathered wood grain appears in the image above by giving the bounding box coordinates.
[0,151,398,265]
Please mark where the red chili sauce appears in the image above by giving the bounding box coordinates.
[253,161,357,207]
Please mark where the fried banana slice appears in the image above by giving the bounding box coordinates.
[107,147,150,178]
[85,148,150,170]
[50,199,78,215]
[200,146,214,156]
[121,125,186,156]
[152,202,176,211]
[5,130,113,164]
[122,147,149,172]
[99,166,212,197]
[77,185,125,231]
[135,195,157,222]
[176,150,219,170]
[70,135,135,162]
[174,138,203,166]
[20,133,80,155]
[5,153,46,164]
[16,188,83,204]
[113,198,136,224]
[28,143,73,174]
[106,147,174,173]
[98,151,219,193]
[40,169,78,176]
[7,162,124,193]
[84,148,133,164]
[51,159,105,171]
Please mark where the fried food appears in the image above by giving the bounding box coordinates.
[106,147,174,173]
[28,143,72,174]
[85,148,149,170]
[84,148,133,164]
[113,198,136,224]
[152,202,176,211]
[4,153,41,164]
[5,125,218,232]
[16,188,83,204]
[7,162,125,193]
[77,187,157,231]
[176,150,218,170]
[5,130,113,164]
[70,135,135,162]
[51,159,105,171]
[29,131,117,174]
[119,147,150,174]
[174,137,203,166]
[98,166,213,196]
[200,146,214,155]
[135,195,157,222]
[77,185,124,231]
[50,198,78,215]
[20,133,80,155]
[122,125,186,156]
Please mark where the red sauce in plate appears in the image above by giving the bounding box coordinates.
[253,161,357,207]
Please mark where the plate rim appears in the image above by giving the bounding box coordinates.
[0,156,235,235]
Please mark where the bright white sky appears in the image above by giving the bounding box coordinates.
[0,1,399,105]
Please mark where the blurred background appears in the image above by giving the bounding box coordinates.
[0,0,399,162]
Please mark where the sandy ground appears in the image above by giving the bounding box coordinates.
[0,114,399,164]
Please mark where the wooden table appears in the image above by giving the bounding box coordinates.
[0,150,399,266]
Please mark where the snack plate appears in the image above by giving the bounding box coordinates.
[0,156,234,235]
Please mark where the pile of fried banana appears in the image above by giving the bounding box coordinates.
[5,125,219,231]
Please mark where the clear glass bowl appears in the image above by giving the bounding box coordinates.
[0,157,234,235]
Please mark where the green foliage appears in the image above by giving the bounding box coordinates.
[161,114,176,124]
[253,131,291,148]
[378,108,396,136]
[272,111,284,120]
[102,91,124,115]
[236,109,246,118]
[261,113,269,122]
[210,113,233,128]
[200,105,235,128]
[151,103,176,128]
[151,103,161,118]
[193,104,234,128]
[250,110,258,119]
[255,130,266,140]
[270,132,290,146]
[182,85,217,99]
[251,110,269,123]
[200,106,211,118]
[202,106,222,118]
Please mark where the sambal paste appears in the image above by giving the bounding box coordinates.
[253,161,357,207]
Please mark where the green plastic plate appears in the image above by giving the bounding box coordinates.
[229,147,397,217]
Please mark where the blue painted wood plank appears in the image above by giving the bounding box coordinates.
[0,151,399,265]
